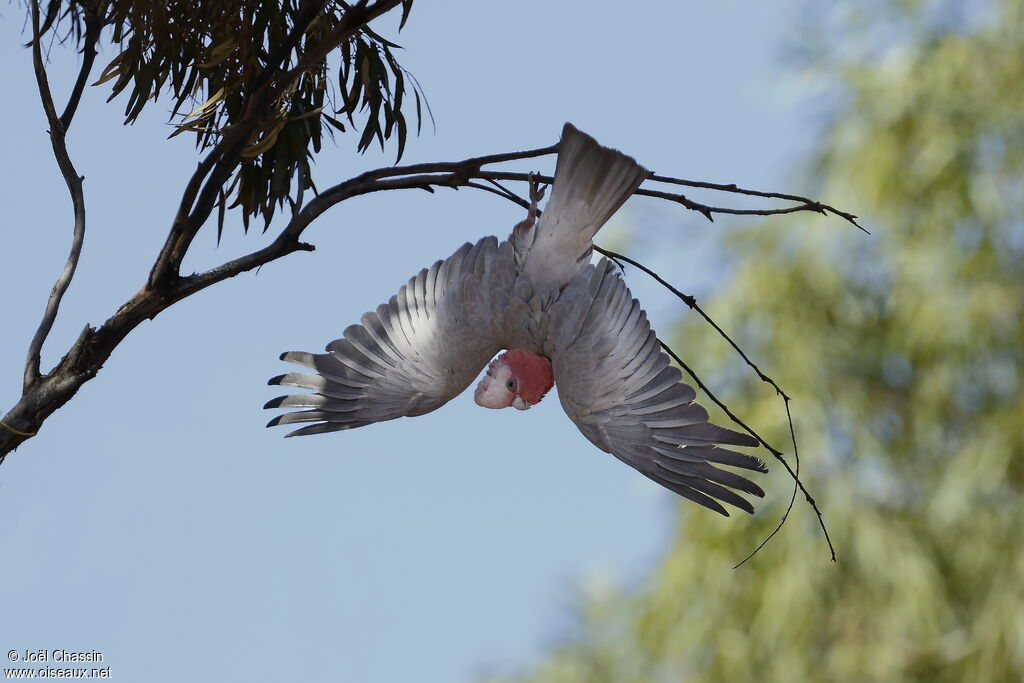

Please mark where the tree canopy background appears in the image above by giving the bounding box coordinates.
[492,1,1024,681]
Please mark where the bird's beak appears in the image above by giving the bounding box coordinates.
[512,396,531,411]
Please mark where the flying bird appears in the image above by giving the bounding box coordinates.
[266,124,767,515]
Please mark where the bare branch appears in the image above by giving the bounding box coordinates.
[58,3,103,131]
[477,170,867,231]
[266,145,852,237]
[649,173,867,233]
[148,0,405,291]
[731,397,803,569]
[594,248,789,398]
[660,342,835,565]
[24,0,87,394]
[594,247,815,565]
[183,144,559,294]
[148,129,248,290]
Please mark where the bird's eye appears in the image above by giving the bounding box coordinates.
[506,379,516,391]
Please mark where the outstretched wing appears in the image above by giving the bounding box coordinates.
[547,260,767,515]
[266,237,515,436]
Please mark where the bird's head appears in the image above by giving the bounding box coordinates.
[473,349,554,411]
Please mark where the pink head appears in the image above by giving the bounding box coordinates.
[473,349,555,411]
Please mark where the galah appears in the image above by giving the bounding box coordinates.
[266,124,767,515]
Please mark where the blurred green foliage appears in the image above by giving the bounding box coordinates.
[493,2,1024,681]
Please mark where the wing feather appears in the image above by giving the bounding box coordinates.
[549,259,767,516]
[267,237,514,435]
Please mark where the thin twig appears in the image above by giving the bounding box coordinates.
[602,241,808,563]
[596,248,834,564]
[731,398,802,569]
[594,248,787,398]
[483,177,529,204]
[649,173,867,234]
[24,0,87,393]
[478,170,866,231]
[465,180,523,203]
[658,342,835,564]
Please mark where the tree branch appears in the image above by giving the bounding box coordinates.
[597,243,835,565]
[594,248,788,396]
[148,129,247,290]
[148,0,403,291]
[182,144,560,294]
[245,0,328,99]
[476,170,867,230]
[24,0,87,394]
[273,0,404,92]
[649,173,867,233]
[659,342,835,566]
[58,2,104,132]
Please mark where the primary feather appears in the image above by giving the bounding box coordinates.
[267,237,516,435]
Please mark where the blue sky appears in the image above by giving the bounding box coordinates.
[1,3,809,681]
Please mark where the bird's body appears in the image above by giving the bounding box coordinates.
[267,124,767,516]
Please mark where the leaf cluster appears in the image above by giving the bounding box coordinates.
[39,0,423,234]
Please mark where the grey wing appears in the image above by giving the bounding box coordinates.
[547,260,767,516]
[266,236,515,437]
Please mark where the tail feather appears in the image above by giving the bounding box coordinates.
[545,124,649,240]
[517,123,649,285]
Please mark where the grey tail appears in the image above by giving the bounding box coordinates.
[542,123,650,245]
